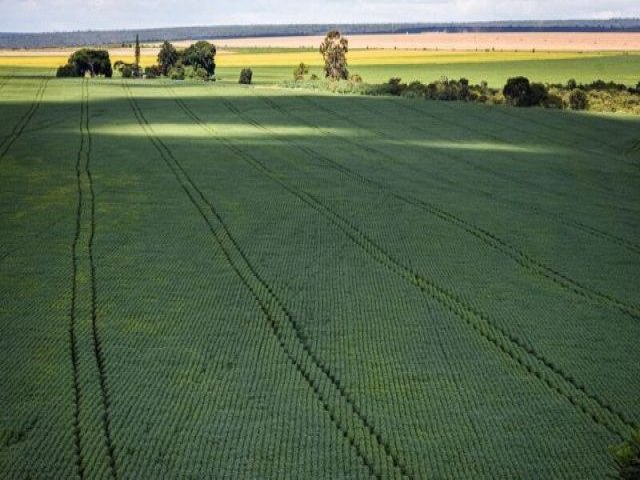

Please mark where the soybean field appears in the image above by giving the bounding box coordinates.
[1,77,639,478]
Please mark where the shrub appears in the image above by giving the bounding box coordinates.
[56,64,76,77]
[503,76,547,107]
[310,73,319,81]
[121,65,134,78]
[542,93,564,109]
[350,73,363,83]
[566,78,577,89]
[568,89,589,110]
[293,62,309,81]
[239,68,253,85]
[168,65,185,80]
[144,65,161,79]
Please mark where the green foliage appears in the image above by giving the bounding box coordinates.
[56,48,112,78]
[157,40,178,76]
[239,68,253,85]
[293,62,309,81]
[569,88,589,110]
[144,65,161,79]
[168,65,185,80]
[503,76,547,107]
[610,430,640,480]
[134,33,141,72]
[320,30,349,80]
[55,63,76,77]
[182,40,216,76]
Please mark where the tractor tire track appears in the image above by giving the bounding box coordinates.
[255,93,640,321]
[0,78,48,160]
[211,91,637,440]
[69,79,117,479]
[126,82,411,480]
[347,96,640,256]
[342,96,640,255]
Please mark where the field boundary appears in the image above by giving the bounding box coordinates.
[125,81,413,480]
[211,90,636,439]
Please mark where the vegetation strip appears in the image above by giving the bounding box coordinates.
[0,78,48,160]
[213,91,636,439]
[69,79,118,479]
[265,92,640,320]
[125,81,412,480]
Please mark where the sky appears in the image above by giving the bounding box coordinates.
[0,0,637,33]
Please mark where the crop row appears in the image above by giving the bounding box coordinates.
[0,78,48,160]
[124,81,412,479]
[207,90,636,440]
[69,79,117,479]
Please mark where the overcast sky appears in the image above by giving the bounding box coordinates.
[1,0,637,33]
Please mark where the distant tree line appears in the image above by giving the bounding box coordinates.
[3,19,640,48]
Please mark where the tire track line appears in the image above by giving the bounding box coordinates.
[0,78,48,160]
[339,95,640,256]
[126,82,410,480]
[212,91,636,439]
[69,79,118,479]
[347,96,640,255]
[258,93,640,321]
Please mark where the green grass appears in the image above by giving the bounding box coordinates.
[1,77,639,478]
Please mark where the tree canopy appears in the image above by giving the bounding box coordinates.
[182,41,217,76]
[157,41,179,76]
[320,30,349,80]
[56,49,112,78]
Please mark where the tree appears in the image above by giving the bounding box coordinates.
[320,30,349,80]
[239,68,253,84]
[293,62,309,81]
[183,41,216,76]
[56,49,112,78]
[503,76,547,107]
[568,89,589,110]
[157,41,178,76]
[134,33,141,76]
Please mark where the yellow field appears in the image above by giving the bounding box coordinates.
[0,49,617,70]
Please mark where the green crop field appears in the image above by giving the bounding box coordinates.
[1,75,639,478]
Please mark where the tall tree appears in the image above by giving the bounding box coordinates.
[182,41,216,76]
[134,33,141,75]
[157,40,178,76]
[320,30,349,80]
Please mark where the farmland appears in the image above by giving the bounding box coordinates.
[1,72,640,478]
[2,48,640,86]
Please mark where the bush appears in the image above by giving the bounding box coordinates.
[144,65,161,79]
[350,73,363,83]
[56,64,76,77]
[239,68,253,85]
[121,65,133,78]
[566,78,577,89]
[503,76,547,107]
[568,89,589,110]
[542,93,564,109]
[168,65,185,80]
[383,78,407,96]
[310,73,319,81]
[293,62,309,81]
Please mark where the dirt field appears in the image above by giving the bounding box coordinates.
[208,32,640,51]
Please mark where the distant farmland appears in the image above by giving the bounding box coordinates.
[0,76,639,478]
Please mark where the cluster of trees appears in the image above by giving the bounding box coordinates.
[151,40,217,80]
[56,49,112,77]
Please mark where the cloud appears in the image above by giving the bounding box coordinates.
[0,0,638,32]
